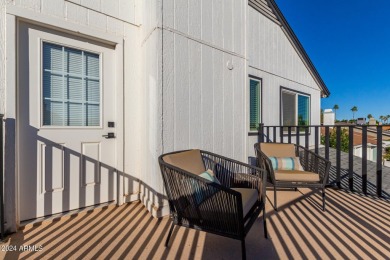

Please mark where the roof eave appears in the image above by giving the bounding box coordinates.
[266,0,331,98]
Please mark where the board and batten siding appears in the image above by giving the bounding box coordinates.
[162,0,247,162]
[2,0,161,229]
[0,0,5,114]
[247,5,322,158]
[248,6,319,88]
[247,66,321,158]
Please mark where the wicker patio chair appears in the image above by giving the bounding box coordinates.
[159,149,267,260]
[254,143,330,211]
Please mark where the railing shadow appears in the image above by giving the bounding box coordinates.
[265,187,390,259]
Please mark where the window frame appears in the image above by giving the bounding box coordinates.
[249,75,263,133]
[280,87,311,131]
[40,39,103,129]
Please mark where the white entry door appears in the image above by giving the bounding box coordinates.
[18,22,120,221]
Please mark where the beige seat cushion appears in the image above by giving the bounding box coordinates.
[260,143,296,157]
[275,170,320,182]
[163,149,206,175]
[232,188,258,216]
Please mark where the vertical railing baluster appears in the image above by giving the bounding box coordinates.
[349,126,354,191]
[305,127,309,150]
[258,123,264,143]
[377,126,382,197]
[0,114,4,239]
[315,126,319,154]
[336,126,341,188]
[296,126,300,147]
[266,127,270,143]
[325,126,330,161]
[273,127,276,143]
[288,126,292,143]
[362,126,367,194]
[280,127,284,143]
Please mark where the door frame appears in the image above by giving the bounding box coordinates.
[6,10,124,229]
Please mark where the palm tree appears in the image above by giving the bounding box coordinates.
[367,114,373,119]
[380,115,385,123]
[333,104,339,120]
[351,106,358,120]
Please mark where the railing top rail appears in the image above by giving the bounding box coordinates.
[261,124,389,128]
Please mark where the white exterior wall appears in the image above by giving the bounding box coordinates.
[1,0,150,231]
[353,145,377,162]
[161,0,247,162]
[0,0,328,229]
[247,6,322,157]
[0,0,5,114]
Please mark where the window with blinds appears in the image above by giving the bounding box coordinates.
[249,78,261,131]
[281,89,310,129]
[42,42,101,126]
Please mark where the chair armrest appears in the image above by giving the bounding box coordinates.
[254,143,275,185]
[200,150,266,203]
[159,159,246,236]
[296,145,331,185]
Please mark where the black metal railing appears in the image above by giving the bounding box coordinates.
[0,114,4,239]
[258,123,387,197]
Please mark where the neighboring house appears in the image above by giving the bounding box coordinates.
[356,118,366,125]
[354,130,390,163]
[0,0,329,232]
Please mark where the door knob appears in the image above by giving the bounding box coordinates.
[102,132,115,139]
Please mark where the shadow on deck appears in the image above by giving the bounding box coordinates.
[1,188,389,259]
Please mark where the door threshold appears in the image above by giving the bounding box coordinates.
[19,201,116,229]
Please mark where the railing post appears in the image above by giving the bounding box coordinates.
[0,114,4,239]
[288,126,292,144]
[273,127,276,143]
[296,126,300,147]
[348,126,354,191]
[362,126,367,194]
[280,127,283,143]
[315,126,319,154]
[336,126,341,188]
[258,123,264,143]
[325,126,330,161]
[305,127,309,150]
[377,126,382,197]
[266,127,270,143]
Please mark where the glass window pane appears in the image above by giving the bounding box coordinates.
[65,48,83,75]
[85,53,100,78]
[298,95,309,126]
[250,79,261,131]
[43,43,62,71]
[66,102,84,126]
[67,76,83,101]
[43,72,63,100]
[43,100,64,126]
[86,79,100,102]
[42,42,100,127]
[282,91,296,126]
[86,104,100,126]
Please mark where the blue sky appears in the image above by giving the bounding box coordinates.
[275,0,390,121]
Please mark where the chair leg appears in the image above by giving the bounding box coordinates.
[263,210,268,239]
[241,239,246,260]
[274,186,277,211]
[165,222,175,247]
[294,187,298,191]
[322,188,326,212]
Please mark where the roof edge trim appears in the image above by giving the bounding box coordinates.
[266,0,331,97]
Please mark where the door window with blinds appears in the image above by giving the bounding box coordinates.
[249,77,261,131]
[281,88,310,129]
[42,42,101,126]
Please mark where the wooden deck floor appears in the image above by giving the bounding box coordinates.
[1,187,389,259]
